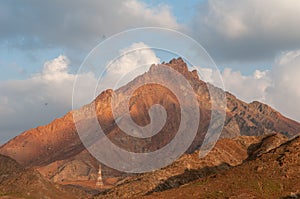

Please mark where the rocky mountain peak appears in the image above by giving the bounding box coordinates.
[149,57,200,82]
[167,57,188,73]
[0,58,300,192]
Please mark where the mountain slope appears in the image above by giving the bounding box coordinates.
[145,135,300,199]
[0,58,299,186]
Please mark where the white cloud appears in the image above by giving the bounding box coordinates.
[107,42,160,75]
[222,68,271,103]
[199,67,271,103]
[201,50,300,122]
[193,0,300,63]
[266,50,300,121]
[122,1,179,29]
[97,42,160,92]
[38,55,71,81]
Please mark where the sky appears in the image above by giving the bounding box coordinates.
[1,0,300,144]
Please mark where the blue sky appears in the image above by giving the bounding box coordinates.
[143,0,202,23]
[1,0,300,144]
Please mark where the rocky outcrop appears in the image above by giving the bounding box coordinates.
[247,133,288,160]
[144,135,300,199]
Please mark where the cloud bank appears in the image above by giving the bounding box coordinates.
[0,0,179,51]
[0,43,160,144]
[193,0,300,63]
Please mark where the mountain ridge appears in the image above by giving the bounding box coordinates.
[0,57,299,189]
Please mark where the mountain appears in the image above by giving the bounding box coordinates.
[143,135,300,199]
[0,154,89,199]
[0,58,299,189]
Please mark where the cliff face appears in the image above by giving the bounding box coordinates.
[0,58,299,186]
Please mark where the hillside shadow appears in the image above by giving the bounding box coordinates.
[281,193,300,199]
[145,162,231,195]
[244,133,291,163]
[245,141,263,161]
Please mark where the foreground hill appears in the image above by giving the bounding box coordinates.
[0,58,299,188]
[95,133,288,198]
[0,155,89,199]
[145,135,300,199]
